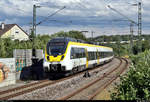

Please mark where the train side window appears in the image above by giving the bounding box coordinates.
[94,52,96,60]
[81,48,83,58]
[104,52,106,57]
[93,52,95,60]
[71,48,75,59]
[79,48,82,58]
[71,47,79,59]
[99,52,101,58]
[88,52,91,60]
[101,52,103,58]
[88,52,96,60]
[103,52,104,58]
[83,48,86,58]
[91,52,93,60]
[77,48,80,58]
[88,52,90,60]
[80,48,85,58]
[90,52,93,60]
[91,52,94,60]
[92,52,94,60]
[75,48,80,58]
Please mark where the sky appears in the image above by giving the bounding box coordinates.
[0,0,149,37]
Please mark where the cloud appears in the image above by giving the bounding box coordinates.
[0,0,150,35]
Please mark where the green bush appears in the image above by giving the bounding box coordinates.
[0,31,87,58]
[0,35,51,58]
[111,50,150,100]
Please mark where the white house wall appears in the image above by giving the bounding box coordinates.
[11,25,29,41]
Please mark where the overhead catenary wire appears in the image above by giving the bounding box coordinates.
[0,0,146,37]
[47,19,72,25]
[36,6,66,26]
[108,5,138,26]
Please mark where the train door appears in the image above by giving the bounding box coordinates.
[85,48,89,68]
[97,49,100,65]
[70,47,80,70]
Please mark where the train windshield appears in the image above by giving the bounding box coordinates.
[46,42,67,56]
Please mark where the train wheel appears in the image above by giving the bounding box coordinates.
[64,72,70,77]
[72,68,77,74]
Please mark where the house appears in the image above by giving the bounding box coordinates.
[0,23,29,41]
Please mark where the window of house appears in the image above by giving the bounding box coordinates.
[15,31,19,34]
[15,29,19,34]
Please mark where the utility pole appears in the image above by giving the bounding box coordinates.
[138,2,142,52]
[91,31,94,38]
[31,5,66,64]
[32,4,41,42]
[91,31,94,42]
[32,4,41,64]
[108,5,138,54]
[33,5,36,39]
[130,22,134,54]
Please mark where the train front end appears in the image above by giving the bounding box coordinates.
[43,38,68,74]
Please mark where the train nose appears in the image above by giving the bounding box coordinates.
[49,64,66,72]
[51,65,57,71]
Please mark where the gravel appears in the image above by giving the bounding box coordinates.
[10,58,120,100]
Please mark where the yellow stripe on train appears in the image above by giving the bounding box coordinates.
[45,49,64,62]
[49,55,62,62]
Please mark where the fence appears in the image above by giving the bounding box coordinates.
[0,49,44,87]
[0,58,16,87]
[13,49,44,80]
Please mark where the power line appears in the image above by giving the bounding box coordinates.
[108,5,138,25]
[36,6,66,26]
[47,19,72,25]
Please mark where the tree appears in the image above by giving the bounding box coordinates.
[0,39,6,57]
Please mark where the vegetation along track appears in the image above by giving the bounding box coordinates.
[0,57,120,100]
[58,58,128,100]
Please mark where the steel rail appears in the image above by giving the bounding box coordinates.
[0,58,117,100]
[88,58,129,100]
[0,79,48,96]
[58,58,123,100]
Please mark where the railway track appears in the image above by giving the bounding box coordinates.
[0,57,120,100]
[58,58,128,100]
[88,58,129,100]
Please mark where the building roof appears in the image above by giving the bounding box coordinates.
[0,24,28,37]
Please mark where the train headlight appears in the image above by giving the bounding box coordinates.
[61,55,64,60]
[47,56,50,60]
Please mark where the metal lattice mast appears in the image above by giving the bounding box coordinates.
[130,22,134,54]
[108,5,138,54]
[33,5,36,39]
[32,5,40,47]
[32,5,36,60]
[32,5,41,63]
[138,2,142,52]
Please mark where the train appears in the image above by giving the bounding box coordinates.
[43,37,114,76]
